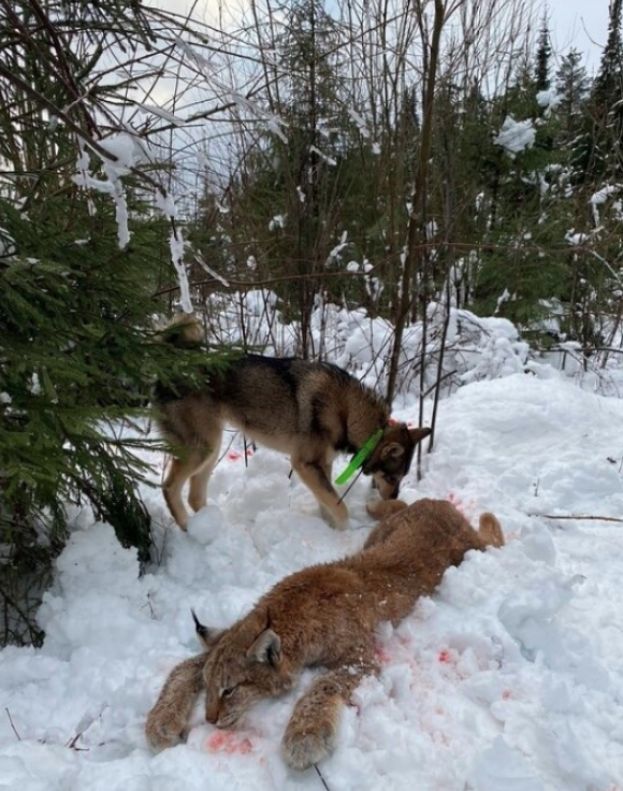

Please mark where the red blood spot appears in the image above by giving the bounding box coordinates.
[227,450,242,461]
[438,649,451,664]
[446,493,468,517]
[374,645,392,664]
[387,417,398,426]
[206,731,253,754]
[502,689,513,700]
[245,448,254,457]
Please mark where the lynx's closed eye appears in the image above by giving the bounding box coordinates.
[221,686,235,699]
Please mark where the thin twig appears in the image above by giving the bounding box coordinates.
[5,708,21,741]
[314,763,331,791]
[529,513,623,524]
[337,466,365,505]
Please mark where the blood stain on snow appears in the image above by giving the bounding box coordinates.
[205,731,253,755]
[502,689,513,700]
[438,649,452,664]
[446,492,479,519]
[227,448,254,461]
[374,644,392,664]
[446,492,466,516]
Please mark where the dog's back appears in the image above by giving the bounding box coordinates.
[155,354,370,451]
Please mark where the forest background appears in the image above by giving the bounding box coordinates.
[1,0,622,644]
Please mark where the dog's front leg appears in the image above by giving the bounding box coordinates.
[291,456,348,529]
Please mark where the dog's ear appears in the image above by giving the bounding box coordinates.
[380,442,405,461]
[247,628,281,667]
[409,427,431,444]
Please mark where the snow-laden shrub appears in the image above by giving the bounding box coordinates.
[200,291,531,398]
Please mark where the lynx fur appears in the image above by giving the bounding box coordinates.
[145,498,504,769]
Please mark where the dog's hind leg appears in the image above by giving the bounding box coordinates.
[188,431,222,513]
[163,449,210,529]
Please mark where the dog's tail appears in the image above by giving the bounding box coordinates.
[478,512,504,548]
[157,313,204,349]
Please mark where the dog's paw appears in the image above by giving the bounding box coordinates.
[282,717,336,770]
[145,709,187,751]
[320,503,349,531]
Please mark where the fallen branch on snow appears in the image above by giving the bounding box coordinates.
[529,513,623,524]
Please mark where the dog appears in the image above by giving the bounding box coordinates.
[154,316,431,529]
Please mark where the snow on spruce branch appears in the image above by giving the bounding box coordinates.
[72,135,140,249]
[494,116,536,157]
[71,133,193,313]
[154,191,193,314]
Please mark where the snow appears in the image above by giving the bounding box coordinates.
[2,368,623,789]
[98,133,140,175]
[494,117,536,157]
[169,229,193,314]
[154,190,177,219]
[590,185,622,225]
[536,90,560,112]
[137,102,188,127]
[309,145,337,167]
[0,227,16,257]
[198,295,536,397]
[72,137,142,249]
[347,108,370,139]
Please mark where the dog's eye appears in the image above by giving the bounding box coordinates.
[221,686,235,699]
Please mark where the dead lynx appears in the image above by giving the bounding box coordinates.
[145,498,504,769]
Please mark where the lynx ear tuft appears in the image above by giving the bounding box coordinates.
[191,609,217,648]
[247,628,282,667]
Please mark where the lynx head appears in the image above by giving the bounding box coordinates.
[362,424,431,500]
[193,609,292,729]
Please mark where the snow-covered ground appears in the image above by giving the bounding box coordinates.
[1,372,623,790]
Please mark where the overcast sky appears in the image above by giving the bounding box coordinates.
[162,0,612,74]
[543,0,610,73]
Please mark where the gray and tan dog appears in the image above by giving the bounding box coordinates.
[155,318,430,529]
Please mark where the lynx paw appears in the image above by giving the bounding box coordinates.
[366,498,407,520]
[145,709,187,751]
[282,718,336,770]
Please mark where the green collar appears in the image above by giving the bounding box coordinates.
[334,428,384,485]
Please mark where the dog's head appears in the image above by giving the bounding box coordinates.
[362,424,431,499]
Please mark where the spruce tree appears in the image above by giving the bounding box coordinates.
[535,13,552,93]
[555,49,590,142]
[582,0,623,177]
[0,0,231,645]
